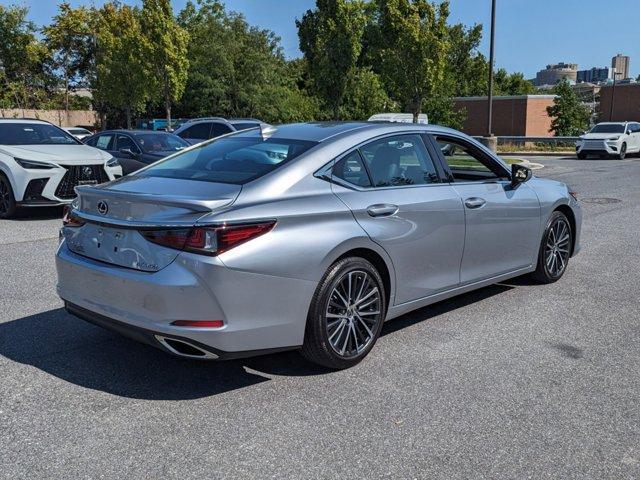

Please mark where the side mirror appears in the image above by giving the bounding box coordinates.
[119,148,137,157]
[511,163,532,187]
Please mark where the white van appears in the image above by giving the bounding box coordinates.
[368,113,429,124]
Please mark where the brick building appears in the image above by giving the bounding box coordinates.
[599,83,640,122]
[453,95,556,137]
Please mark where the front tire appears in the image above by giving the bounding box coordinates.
[301,257,386,369]
[577,152,587,160]
[0,174,17,219]
[618,142,627,160]
[531,211,572,284]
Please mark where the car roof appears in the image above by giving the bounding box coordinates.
[596,121,629,125]
[93,129,176,135]
[245,121,458,143]
[0,118,52,125]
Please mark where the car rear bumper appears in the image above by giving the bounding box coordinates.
[56,240,317,356]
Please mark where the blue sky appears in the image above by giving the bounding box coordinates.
[3,0,638,78]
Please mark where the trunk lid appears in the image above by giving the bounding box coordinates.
[63,175,241,271]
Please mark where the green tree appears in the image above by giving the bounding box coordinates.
[93,3,151,128]
[340,67,396,120]
[42,3,92,113]
[0,5,51,109]
[493,68,535,96]
[547,80,590,136]
[178,0,317,123]
[445,23,487,97]
[140,0,189,127]
[297,0,367,120]
[369,0,450,122]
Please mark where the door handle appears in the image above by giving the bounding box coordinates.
[367,204,399,217]
[464,197,486,209]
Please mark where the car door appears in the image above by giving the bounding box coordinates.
[430,134,541,284]
[629,123,640,152]
[115,134,145,174]
[329,134,465,305]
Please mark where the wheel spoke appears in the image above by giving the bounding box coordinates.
[356,314,373,338]
[333,289,350,308]
[354,287,378,307]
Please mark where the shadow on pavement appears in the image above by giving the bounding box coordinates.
[0,283,514,400]
[12,206,64,221]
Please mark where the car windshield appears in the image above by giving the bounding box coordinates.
[136,133,317,184]
[590,124,625,134]
[0,123,78,145]
[134,133,189,153]
[69,128,90,135]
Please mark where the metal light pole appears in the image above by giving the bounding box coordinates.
[610,69,620,121]
[486,0,497,137]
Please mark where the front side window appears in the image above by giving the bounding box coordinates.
[435,136,507,182]
[116,135,139,153]
[359,134,439,187]
[137,132,317,185]
[135,133,188,153]
[332,151,371,188]
[0,123,78,145]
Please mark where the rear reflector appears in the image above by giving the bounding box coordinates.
[171,320,224,328]
[62,205,85,227]
[140,221,275,256]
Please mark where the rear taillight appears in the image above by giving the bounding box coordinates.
[171,320,224,328]
[62,205,85,227]
[140,221,276,256]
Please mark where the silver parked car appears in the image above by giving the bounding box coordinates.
[56,122,582,369]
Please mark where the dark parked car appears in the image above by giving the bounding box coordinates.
[84,130,189,174]
[173,117,263,145]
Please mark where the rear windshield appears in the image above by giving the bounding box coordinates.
[0,123,79,145]
[136,133,317,184]
[590,124,625,133]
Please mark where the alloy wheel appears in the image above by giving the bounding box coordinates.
[544,218,571,278]
[325,270,382,358]
[0,179,11,215]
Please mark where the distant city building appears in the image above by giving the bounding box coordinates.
[535,63,578,86]
[577,67,612,84]
[611,54,630,79]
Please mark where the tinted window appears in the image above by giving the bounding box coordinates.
[137,133,317,185]
[332,151,371,188]
[0,123,78,145]
[116,135,139,153]
[135,133,188,153]
[590,124,625,134]
[359,135,439,187]
[436,136,505,182]
[179,123,211,140]
[84,136,98,147]
[211,122,233,137]
[95,134,114,150]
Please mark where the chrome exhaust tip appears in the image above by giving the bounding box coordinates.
[154,335,219,359]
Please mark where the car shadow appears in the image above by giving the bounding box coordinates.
[12,206,64,221]
[0,283,513,400]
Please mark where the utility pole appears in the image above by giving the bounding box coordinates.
[487,0,496,137]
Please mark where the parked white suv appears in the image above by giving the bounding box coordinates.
[0,119,122,218]
[576,122,640,159]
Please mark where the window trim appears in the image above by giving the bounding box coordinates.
[315,131,445,191]
[426,133,511,184]
[116,134,141,154]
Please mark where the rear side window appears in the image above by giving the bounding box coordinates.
[211,122,233,137]
[95,134,114,150]
[137,133,317,185]
[179,123,211,140]
[332,151,371,188]
[359,134,439,187]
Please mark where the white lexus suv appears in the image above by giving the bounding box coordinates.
[576,121,640,160]
[0,119,122,218]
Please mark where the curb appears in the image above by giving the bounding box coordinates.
[499,151,575,157]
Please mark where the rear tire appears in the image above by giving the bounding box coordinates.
[577,152,587,160]
[531,211,572,284]
[0,174,17,219]
[301,257,386,369]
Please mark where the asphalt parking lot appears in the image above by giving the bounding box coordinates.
[1,155,639,479]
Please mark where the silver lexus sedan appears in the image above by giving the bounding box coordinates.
[56,122,582,369]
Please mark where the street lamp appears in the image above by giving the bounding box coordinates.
[485,0,497,149]
[609,69,622,121]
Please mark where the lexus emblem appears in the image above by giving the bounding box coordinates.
[97,201,109,215]
[82,166,93,177]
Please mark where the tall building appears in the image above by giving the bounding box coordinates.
[577,66,612,84]
[611,54,630,79]
[535,63,578,86]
